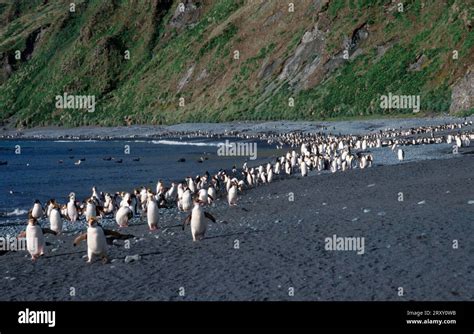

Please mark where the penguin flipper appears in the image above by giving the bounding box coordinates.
[73,233,87,246]
[182,214,191,230]
[42,228,57,235]
[204,212,216,223]
[208,195,214,201]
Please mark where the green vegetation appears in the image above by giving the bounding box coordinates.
[0,0,472,128]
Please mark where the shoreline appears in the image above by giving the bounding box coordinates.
[0,154,472,301]
[1,115,473,140]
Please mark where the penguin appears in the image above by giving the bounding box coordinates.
[18,218,56,261]
[146,193,159,231]
[181,189,193,212]
[74,218,133,264]
[398,148,404,161]
[73,218,108,264]
[102,193,115,215]
[165,183,178,202]
[207,186,217,204]
[198,188,209,204]
[85,198,97,222]
[300,158,308,177]
[115,204,133,228]
[45,199,56,217]
[182,201,216,241]
[30,200,43,219]
[67,193,79,222]
[49,205,63,234]
[228,182,238,206]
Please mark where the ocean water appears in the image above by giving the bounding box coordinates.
[0,137,280,222]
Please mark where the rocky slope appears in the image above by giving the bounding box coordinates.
[0,0,473,128]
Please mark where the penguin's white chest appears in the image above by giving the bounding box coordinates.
[26,225,44,256]
[181,193,192,211]
[49,209,62,233]
[67,202,78,221]
[85,203,96,220]
[147,201,159,226]
[116,207,131,226]
[87,227,107,254]
[31,204,42,219]
[191,208,206,236]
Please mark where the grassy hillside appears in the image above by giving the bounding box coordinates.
[0,0,473,128]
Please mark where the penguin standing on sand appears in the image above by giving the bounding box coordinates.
[182,200,216,241]
[146,193,159,231]
[116,203,133,228]
[73,218,133,264]
[181,188,193,212]
[18,217,57,261]
[67,193,79,222]
[228,182,238,206]
[49,204,63,234]
[398,148,404,161]
[30,200,43,219]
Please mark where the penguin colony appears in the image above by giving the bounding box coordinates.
[16,120,473,263]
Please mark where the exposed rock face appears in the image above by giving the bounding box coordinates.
[278,25,327,90]
[0,53,14,84]
[408,54,427,72]
[170,0,202,30]
[450,67,474,113]
[178,64,195,92]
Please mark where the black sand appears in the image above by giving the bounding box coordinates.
[0,154,473,301]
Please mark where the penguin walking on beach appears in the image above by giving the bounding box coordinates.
[146,193,159,231]
[228,182,238,206]
[182,200,216,241]
[181,188,193,212]
[67,193,79,222]
[30,200,43,219]
[73,218,133,264]
[115,203,133,228]
[49,204,63,234]
[398,148,404,161]
[18,217,57,261]
[85,198,98,222]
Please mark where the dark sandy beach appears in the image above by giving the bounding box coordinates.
[0,151,472,301]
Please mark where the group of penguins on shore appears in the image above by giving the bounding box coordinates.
[18,120,473,264]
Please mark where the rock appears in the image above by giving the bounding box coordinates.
[450,67,474,113]
[177,64,195,92]
[124,254,141,263]
[169,0,202,30]
[408,54,427,72]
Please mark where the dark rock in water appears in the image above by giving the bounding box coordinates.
[177,158,186,162]
[103,156,112,161]
[80,158,86,161]
[0,161,7,165]
[132,158,140,162]
[116,159,123,163]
